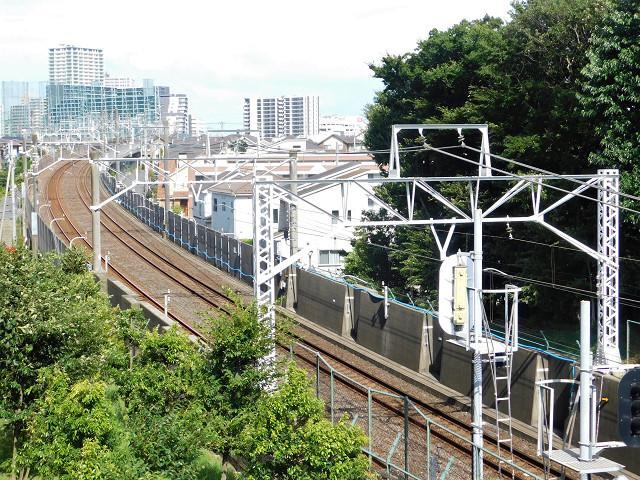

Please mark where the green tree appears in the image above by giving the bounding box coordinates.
[344,210,400,287]
[59,245,91,274]
[579,0,640,324]
[16,371,132,480]
[118,324,220,479]
[197,290,284,479]
[580,0,640,213]
[2,247,376,478]
[0,244,110,480]
[366,15,508,169]
[354,1,608,326]
[501,0,604,170]
[237,365,372,480]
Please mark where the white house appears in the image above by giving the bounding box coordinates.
[206,170,282,240]
[283,162,382,271]
[205,161,382,271]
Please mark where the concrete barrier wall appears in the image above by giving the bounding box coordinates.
[295,270,580,435]
[353,289,427,372]
[101,273,174,332]
[296,269,345,335]
[240,242,253,283]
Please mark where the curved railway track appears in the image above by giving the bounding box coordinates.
[43,160,242,336]
[39,158,598,480]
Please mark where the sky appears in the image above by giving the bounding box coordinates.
[1,0,514,128]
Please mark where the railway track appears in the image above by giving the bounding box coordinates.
[282,329,583,480]
[39,158,603,480]
[43,160,246,335]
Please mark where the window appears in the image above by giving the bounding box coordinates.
[331,210,339,224]
[213,198,218,212]
[319,250,342,265]
[273,208,279,223]
[347,210,352,221]
[222,202,226,212]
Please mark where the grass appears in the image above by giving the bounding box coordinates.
[194,450,239,480]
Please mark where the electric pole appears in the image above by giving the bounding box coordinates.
[22,132,27,240]
[163,121,170,239]
[91,158,102,271]
[31,135,39,256]
[286,150,298,310]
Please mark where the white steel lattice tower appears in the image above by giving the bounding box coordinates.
[596,169,620,364]
[253,180,277,363]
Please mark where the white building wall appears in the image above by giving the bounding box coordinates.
[189,116,205,137]
[243,95,319,138]
[49,45,104,86]
[319,115,367,137]
[210,193,237,235]
[210,170,378,271]
[294,179,375,270]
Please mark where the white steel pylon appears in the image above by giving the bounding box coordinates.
[596,169,620,365]
[253,180,277,362]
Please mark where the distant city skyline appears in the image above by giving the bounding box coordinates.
[1,0,513,127]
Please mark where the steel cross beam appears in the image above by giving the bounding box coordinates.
[389,124,492,179]
[252,172,621,364]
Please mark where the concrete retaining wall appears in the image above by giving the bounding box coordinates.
[295,270,577,433]
[296,269,345,335]
[100,272,176,332]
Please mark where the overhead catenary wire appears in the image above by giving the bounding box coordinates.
[418,141,640,217]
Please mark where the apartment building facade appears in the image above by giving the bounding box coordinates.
[49,45,105,86]
[243,95,319,138]
[160,92,189,136]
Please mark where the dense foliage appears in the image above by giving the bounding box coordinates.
[0,245,371,479]
[347,0,640,327]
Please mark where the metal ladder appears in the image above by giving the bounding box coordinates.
[482,289,518,478]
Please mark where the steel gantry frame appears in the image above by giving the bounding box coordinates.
[252,177,621,355]
[253,127,621,362]
[252,124,621,480]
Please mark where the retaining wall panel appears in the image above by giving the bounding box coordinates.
[240,241,253,285]
[197,225,206,260]
[353,290,425,372]
[171,212,180,244]
[180,217,189,251]
[213,231,222,269]
[229,238,240,280]
[296,270,345,335]
[221,235,229,274]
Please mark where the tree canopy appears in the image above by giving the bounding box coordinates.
[348,0,640,326]
[0,245,371,479]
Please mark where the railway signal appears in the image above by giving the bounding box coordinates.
[619,368,640,447]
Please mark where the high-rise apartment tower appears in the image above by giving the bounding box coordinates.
[49,45,104,86]
[243,95,319,138]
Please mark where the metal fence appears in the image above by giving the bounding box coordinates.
[103,175,254,286]
[288,341,543,480]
